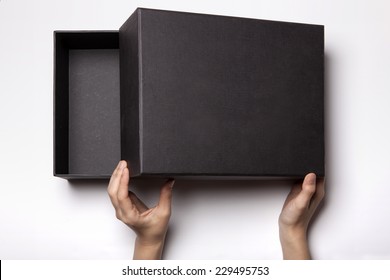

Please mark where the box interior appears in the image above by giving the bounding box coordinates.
[54,32,120,178]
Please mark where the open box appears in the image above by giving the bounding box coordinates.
[54,8,324,180]
[54,31,120,179]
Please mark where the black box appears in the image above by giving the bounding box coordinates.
[54,31,120,179]
[120,8,324,179]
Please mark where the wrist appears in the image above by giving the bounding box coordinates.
[279,225,310,260]
[279,224,306,241]
[133,236,166,260]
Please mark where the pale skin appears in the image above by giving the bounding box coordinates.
[279,173,325,259]
[107,160,174,260]
[108,161,325,260]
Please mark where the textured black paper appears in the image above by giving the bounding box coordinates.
[68,50,120,175]
[120,8,324,178]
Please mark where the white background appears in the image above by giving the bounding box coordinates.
[1,0,389,259]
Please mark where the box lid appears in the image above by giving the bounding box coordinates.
[121,8,325,178]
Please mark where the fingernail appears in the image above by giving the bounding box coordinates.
[168,178,175,189]
[119,160,126,170]
[306,173,316,184]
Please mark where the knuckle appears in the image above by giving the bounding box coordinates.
[113,172,120,180]
[107,188,115,197]
[117,195,128,203]
[123,215,136,226]
[159,209,171,218]
[123,213,133,223]
[112,168,122,178]
[307,186,316,194]
[296,204,306,211]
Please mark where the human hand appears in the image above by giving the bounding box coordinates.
[107,160,175,259]
[278,173,325,259]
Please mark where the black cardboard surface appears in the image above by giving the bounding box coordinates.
[68,49,120,175]
[120,8,324,179]
[54,31,120,179]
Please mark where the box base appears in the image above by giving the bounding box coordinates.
[54,31,120,179]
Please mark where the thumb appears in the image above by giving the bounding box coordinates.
[296,173,317,208]
[157,179,175,214]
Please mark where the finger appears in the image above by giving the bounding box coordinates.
[108,161,126,208]
[157,179,175,214]
[108,161,126,190]
[117,167,133,210]
[129,191,149,213]
[309,177,325,210]
[295,173,317,208]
